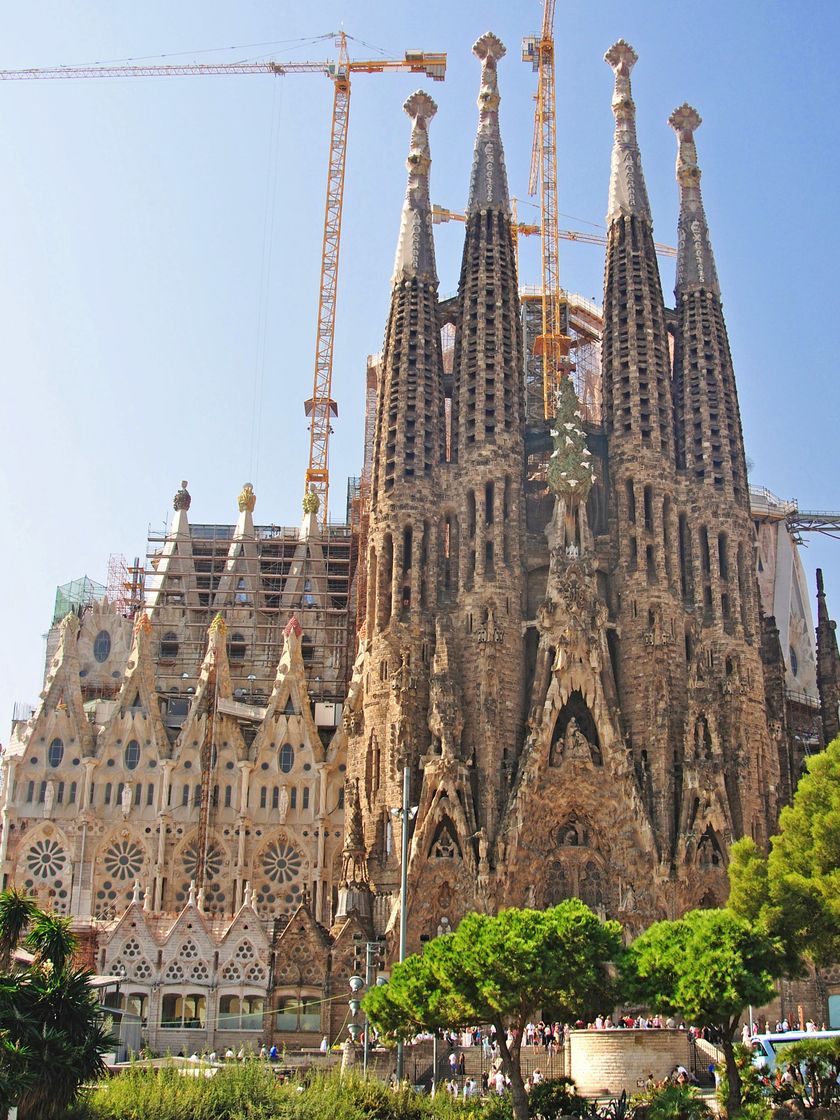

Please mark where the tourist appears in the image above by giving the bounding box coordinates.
[494,1068,506,1095]
[320,1035,329,1053]
[458,1051,466,1075]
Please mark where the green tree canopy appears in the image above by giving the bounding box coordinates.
[728,734,840,969]
[364,900,622,1120]
[621,908,785,1117]
[0,890,113,1119]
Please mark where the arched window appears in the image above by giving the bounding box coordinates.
[124,741,141,771]
[93,630,111,663]
[159,632,179,661]
[228,633,246,661]
[48,738,64,768]
[279,744,294,774]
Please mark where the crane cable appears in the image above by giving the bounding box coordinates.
[247,76,284,489]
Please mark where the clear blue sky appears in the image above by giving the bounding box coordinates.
[1,0,838,729]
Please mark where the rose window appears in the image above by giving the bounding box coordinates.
[26,839,67,880]
[261,840,304,884]
[175,842,227,913]
[103,841,145,882]
[182,842,223,882]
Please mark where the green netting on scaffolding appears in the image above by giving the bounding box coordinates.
[53,575,106,624]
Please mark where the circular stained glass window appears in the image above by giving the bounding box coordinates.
[93,631,112,663]
[26,838,67,880]
[261,839,303,884]
[103,840,145,882]
[182,841,223,882]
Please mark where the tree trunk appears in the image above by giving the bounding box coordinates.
[722,1034,741,1118]
[496,1021,529,1120]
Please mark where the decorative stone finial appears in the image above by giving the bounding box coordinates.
[173,480,191,511]
[669,103,719,296]
[284,615,303,639]
[604,40,651,223]
[238,482,256,513]
[131,880,142,905]
[210,612,228,637]
[669,103,702,186]
[467,32,510,214]
[133,612,152,637]
[243,881,253,908]
[187,879,197,907]
[302,488,320,515]
[392,90,438,284]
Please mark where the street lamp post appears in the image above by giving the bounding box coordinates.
[348,973,364,1046]
[393,766,417,1083]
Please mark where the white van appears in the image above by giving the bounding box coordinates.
[751,1030,840,1073]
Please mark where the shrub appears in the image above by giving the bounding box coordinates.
[715,1043,771,1116]
[629,1083,711,1120]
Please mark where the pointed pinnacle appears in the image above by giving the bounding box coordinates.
[669,102,719,295]
[392,89,438,283]
[604,40,651,224]
[467,31,509,214]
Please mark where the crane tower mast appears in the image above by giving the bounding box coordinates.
[523,0,572,420]
[0,34,446,528]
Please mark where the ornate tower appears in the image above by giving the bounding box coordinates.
[349,90,445,895]
[601,42,685,864]
[445,32,526,842]
[668,104,780,889]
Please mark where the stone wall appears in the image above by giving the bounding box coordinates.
[569,1029,691,1097]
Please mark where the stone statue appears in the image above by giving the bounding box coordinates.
[564,718,591,761]
[277,785,289,824]
[121,783,133,818]
[43,781,54,816]
[436,915,451,938]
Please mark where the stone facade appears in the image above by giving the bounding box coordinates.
[0,485,353,1050]
[345,36,817,950]
[1,32,838,1054]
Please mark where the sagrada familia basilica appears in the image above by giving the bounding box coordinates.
[1,34,838,1054]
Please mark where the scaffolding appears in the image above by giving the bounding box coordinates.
[52,575,106,625]
[106,554,144,619]
[521,287,602,427]
[145,522,354,705]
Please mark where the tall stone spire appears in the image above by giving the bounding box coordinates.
[669,103,748,502]
[670,104,719,296]
[467,32,509,214]
[816,569,840,746]
[605,40,651,224]
[370,91,444,514]
[601,41,673,459]
[451,32,522,458]
[393,91,438,284]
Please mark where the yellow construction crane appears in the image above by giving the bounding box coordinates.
[522,0,568,420]
[0,33,447,528]
[431,203,676,256]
